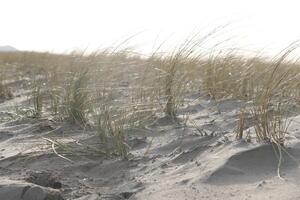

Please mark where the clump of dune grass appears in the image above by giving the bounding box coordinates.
[250,44,300,145]
[250,81,291,145]
[200,52,259,100]
[94,106,128,159]
[251,103,291,145]
[0,81,13,101]
[49,88,60,116]
[65,70,90,125]
[32,84,43,117]
[163,55,189,117]
[148,31,219,118]
[0,67,13,101]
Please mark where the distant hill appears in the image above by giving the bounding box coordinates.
[0,46,18,52]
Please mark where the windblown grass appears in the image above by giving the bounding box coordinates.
[0,35,300,159]
[66,70,90,125]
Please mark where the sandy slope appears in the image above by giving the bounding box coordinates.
[0,91,300,200]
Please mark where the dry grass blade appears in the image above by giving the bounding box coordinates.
[42,137,74,163]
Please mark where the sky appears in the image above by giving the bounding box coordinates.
[1,0,300,56]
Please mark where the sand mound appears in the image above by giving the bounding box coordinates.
[26,170,62,189]
[205,145,299,185]
[0,180,63,200]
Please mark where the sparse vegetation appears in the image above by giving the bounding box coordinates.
[0,69,13,101]
[32,83,43,118]
[95,106,129,159]
[0,37,300,159]
[0,81,13,101]
[66,70,90,125]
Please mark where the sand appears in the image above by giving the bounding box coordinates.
[1,85,300,199]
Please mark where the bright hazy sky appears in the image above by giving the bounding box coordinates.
[1,0,300,55]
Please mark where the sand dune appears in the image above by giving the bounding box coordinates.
[0,50,300,199]
[0,90,299,199]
